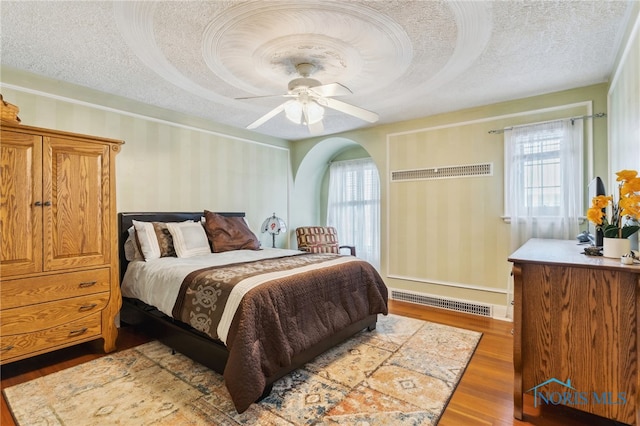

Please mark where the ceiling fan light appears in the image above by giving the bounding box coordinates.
[284,101,302,124]
[306,101,324,124]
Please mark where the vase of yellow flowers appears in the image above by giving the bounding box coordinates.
[587,169,640,258]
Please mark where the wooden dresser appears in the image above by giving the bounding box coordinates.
[0,120,123,364]
[509,239,639,425]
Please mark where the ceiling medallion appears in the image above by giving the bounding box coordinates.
[113,1,489,112]
[201,1,413,97]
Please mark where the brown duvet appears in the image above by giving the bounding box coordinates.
[172,253,388,413]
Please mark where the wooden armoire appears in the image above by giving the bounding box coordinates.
[0,120,124,364]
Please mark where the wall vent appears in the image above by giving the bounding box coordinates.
[391,162,493,182]
[391,289,493,317]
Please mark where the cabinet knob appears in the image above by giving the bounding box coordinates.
[43,201,51,206]
[78,281,97,288]
[0,345,14,352]
[33,201,51,206]
[34,201,42,206]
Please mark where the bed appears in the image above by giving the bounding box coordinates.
[117,211,388,413]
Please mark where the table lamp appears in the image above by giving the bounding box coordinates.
[261,212,287,248]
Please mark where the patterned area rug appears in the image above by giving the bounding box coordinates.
[3,314,481,425]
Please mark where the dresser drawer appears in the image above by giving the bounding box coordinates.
[0,293,109,335]
[0,268,110,309]
[0,312,102,364]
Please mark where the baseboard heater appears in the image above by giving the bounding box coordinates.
[390,289,493,317]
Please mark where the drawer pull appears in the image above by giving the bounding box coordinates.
[68,328,88,337]
[78,303,98,312]
[78,281,97,288]
[0,345,14,352]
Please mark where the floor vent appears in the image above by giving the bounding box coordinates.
[391,162,492,182]
[391,289,493,317]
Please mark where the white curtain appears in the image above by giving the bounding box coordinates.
[327,158,380,269]
[506,120,583,251]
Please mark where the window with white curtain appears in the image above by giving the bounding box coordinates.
[327,158,380,269]
[505,120,583,251]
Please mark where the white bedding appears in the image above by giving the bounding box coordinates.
[121,247,305,319]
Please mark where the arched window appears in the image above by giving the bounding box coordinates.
[327,158,380,269]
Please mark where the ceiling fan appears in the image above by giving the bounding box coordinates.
[239,63,379,134]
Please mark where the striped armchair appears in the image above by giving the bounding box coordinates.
[295,226,356,256]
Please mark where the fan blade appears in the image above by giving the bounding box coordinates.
[308,119,324,134]
[246,100,294,129]
[302,102,309,125]
[309,82,352,97]
[301,103,324,134]
[236,94,294,100]
[319,97,379,123]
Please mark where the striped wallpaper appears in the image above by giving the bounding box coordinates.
[1,87,292,249]
[385,103,592,307]
[608,7,640,250]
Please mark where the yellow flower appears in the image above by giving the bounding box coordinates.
[586,170,640,239]
[621,177,640,196]
[620,195,640,220]
[616,169,638,182]
[591,195,612,209]
[587,207,604,225]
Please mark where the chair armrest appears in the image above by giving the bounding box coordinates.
[339,245,356,256]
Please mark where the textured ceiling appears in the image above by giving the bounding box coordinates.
[0,1,634,141]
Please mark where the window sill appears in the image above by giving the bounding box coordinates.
[502,216,587,224]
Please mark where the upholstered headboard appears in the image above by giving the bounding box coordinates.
[117,212,245,282]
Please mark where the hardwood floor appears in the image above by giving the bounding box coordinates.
[1,300,623,425]
[389,300,622,426]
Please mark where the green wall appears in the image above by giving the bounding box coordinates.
[291,84,610,313]
[0,81,292,249]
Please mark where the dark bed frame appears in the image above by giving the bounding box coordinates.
[117,212,377,399]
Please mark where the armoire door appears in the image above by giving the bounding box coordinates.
[0,130,43,277]
[43,136,111,271]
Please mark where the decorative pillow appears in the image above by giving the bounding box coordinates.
[124,226,144,261]
[132,220,162,260]
[203,210,261,252]
[131,220,178,260]
[152,222,176,257]
[166,221,211,258]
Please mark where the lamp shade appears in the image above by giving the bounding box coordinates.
[261,213,287,235]
[305,101,324,124]
[284,101,303,124]
[284,100,324,125]
[261,213,286,248]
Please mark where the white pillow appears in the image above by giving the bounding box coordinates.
[132,220,161,260]
[166,221,211,258]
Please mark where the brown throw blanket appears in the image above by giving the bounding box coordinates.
[172,253,388,413]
